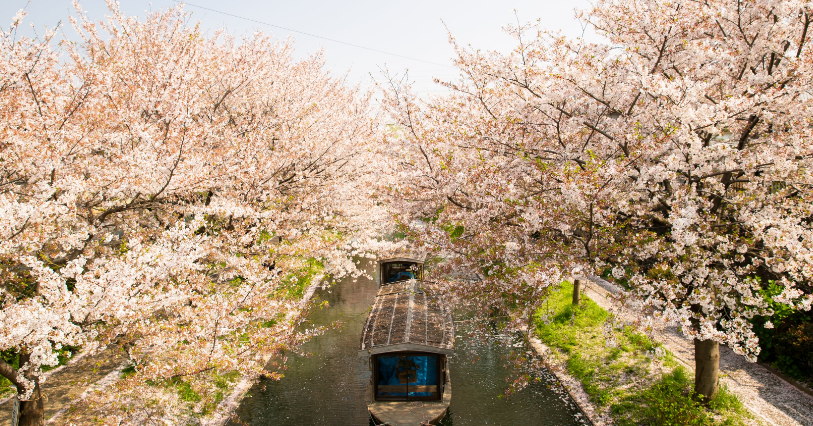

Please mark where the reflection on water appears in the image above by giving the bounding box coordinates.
[439,322,586,426]
[229,262,376,426]
[230,262,587,426]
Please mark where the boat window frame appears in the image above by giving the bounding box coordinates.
[379,261,423,285]
[372,351,444,401]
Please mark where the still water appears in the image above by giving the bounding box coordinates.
[230,262,587,425]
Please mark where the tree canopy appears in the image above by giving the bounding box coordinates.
[382,0,813,399]
[1,3,391,422]
[3,0,813,421]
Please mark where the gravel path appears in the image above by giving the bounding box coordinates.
[581,277,813,426]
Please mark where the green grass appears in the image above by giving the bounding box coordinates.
[171,377,202,403]
[616,367,709,426]
[277,257,324,299]
[612,367,752,426]
[535,281,753,426]
[148,369,241,416]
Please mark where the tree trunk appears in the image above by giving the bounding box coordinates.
[693,338,719,402]
[16,381,44,426]
[572,279,581,306]
[15,350,46,426]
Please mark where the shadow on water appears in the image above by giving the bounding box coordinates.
[230,261,587,426]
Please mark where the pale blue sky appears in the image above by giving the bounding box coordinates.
[2,0,592,96]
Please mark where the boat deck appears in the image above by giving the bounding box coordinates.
[367,376,452,426]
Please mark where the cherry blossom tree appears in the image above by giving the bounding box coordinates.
[581,0,813,401]
[380,71,576,333]
[0,3,389,424]
[383,0,813,401]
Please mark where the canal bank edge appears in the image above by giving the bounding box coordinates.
[522,275,617,426]
[527,336,608,426]
[204,273,326,426]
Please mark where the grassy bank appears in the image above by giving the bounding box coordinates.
[534,281,754,426]
[160,256,325,418]
[276,257,325,299]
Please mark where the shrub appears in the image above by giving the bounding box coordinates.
[753,281,813,383]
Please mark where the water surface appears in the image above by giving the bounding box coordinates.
[231,263,588,425]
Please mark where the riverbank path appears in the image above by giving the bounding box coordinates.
[0,346,125,426]
[581,277,813,426]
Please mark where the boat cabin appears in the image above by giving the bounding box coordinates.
[360,280,454,402]
[378,252,426,285]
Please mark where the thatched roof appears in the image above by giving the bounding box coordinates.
[377,247,427,264]
[359,281,454,355]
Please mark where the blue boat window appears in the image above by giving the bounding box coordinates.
[382,262,422,284]
[376,354,439,400]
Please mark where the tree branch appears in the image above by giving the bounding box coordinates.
[447,195,474,211]
[23,73,43,117]
[583,121,615,142]
[650,35,670,75]
[626,92,642,116]
[799,12,811,58]
[0,358,21,388]
[737,115,760,151]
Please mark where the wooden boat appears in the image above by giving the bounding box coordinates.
[359,253,454,426]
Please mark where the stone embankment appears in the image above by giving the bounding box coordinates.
[528,336,610,426]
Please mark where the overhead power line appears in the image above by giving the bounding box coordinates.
[175,1,454,68]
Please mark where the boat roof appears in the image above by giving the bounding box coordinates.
[360,281,454,356]
[377,247,427,264]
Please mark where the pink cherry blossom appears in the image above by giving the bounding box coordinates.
[1,2,392,420]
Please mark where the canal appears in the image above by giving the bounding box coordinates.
[230,261,588,425]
